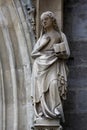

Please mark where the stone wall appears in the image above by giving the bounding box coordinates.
[63,0,87,130]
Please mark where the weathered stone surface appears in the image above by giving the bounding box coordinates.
[64,90,76,112]
[77,90,87,111]
[64,113,87,130]
[0,0,33,130]
[0,1,63,130]
[64,0,87,41]
[64,0,87,129]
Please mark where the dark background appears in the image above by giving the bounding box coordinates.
[63,0,87,130]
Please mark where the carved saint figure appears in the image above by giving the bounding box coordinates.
[31,11,70,123]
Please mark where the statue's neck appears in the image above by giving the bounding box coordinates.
[45,29,57,37]
[46,26,54,33]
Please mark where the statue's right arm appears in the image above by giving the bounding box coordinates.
[31,38,41,58]
[31,36,51,56]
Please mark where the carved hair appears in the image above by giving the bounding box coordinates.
[40,11,61,39]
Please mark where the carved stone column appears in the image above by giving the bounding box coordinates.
[0,0,33,130]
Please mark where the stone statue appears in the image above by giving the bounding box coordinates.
[31,11,70,130]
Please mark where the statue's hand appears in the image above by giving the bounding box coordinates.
[55,51,68,59]
[41,36,51,45]
[37,36,51,51]
[45,36,51,43]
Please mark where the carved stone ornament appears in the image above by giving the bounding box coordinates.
[31,11,70,130]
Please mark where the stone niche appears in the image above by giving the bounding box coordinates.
[33,1,63,130]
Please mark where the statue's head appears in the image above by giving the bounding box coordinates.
[40,11,59,32]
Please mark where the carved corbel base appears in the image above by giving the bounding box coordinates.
[34,118,62,130]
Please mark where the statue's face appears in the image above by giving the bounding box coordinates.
[41,15,53,29]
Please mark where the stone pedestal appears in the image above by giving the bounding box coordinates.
[34,118,62,130]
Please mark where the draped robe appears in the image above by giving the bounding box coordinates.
[31,32,70,122]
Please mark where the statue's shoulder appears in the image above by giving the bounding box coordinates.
[60,31,65,36]
[61,31,66,37]
[60,32,67,39]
